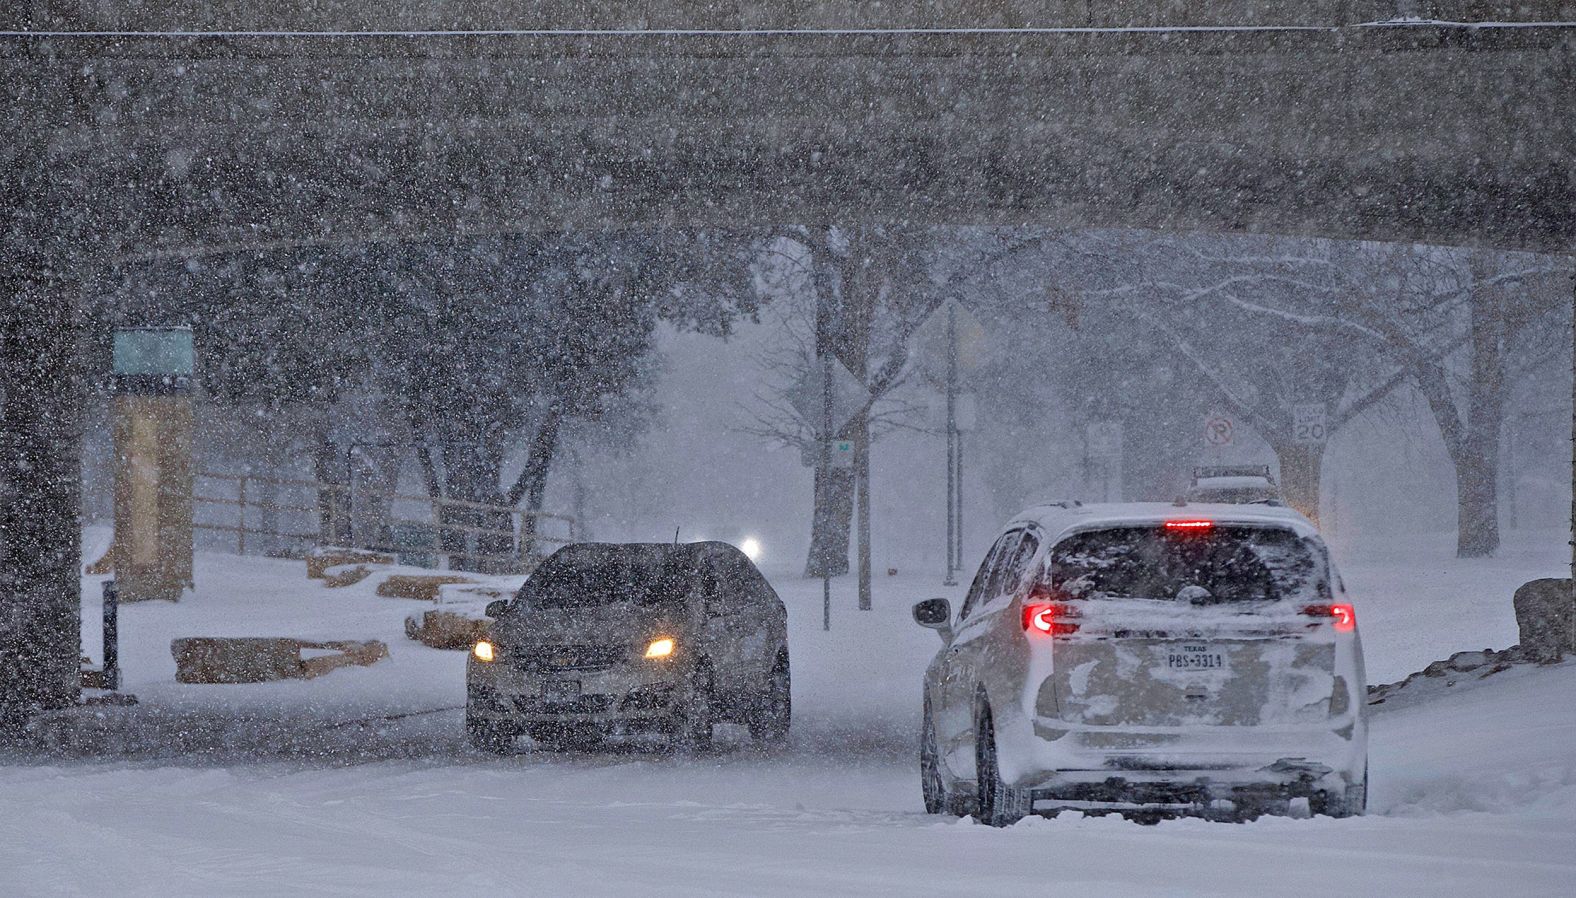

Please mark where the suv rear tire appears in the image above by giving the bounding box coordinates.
[920,704,954,815]
[975,705,1030,827]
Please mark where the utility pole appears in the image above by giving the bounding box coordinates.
[848,243,874,614]
[956,418,965,575]
[1569,273,1575,651]
[817,274,835,632]
[943,304,959,586]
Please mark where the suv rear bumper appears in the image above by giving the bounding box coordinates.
[1005,716,1366,798]
[1027,774,1346,817]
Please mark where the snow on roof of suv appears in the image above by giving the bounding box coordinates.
[1004,501,1319,546]
[1192,475,1275,489]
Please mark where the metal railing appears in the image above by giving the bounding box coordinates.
[192,471,324,555]
[192,471,576,573]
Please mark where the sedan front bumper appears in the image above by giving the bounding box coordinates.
[467,655,681,730]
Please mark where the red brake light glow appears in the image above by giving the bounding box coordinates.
[1301,603,1357,633]
[1164,520,1214,531]
[1331,603,1356,633]
[1022,602,1079,636]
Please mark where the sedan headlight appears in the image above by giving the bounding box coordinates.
[644,637,675,660]
[472,640,496,663]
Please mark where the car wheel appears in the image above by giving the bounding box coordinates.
[920,705,953,815]
[975,704,1030,827]
[672,665,715,754]
[748,656,792,744]
[466,715,515,755]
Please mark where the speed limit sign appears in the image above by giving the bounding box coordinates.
[1203,415,1234,447]
[1293,402,1328,445]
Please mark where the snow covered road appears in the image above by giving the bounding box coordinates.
[3,663,1572,897]
[1,542,1572,896]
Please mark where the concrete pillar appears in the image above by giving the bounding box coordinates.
[0,275,85,721]
[1,28,86,723]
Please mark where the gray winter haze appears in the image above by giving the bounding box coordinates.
[1,2,1574,896]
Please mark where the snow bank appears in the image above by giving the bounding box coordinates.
[1370,661,1576,819]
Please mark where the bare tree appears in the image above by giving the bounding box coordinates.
[744,224,1086,579]
[1120,238,1569,550]
[742,229,928,578]
[1346,249,1572,556]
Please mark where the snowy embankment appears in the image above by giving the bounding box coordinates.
[0,534,1572,895]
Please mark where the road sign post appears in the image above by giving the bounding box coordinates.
[1086,421,1124,502]
[796,318,871,630]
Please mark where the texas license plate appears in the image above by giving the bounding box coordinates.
[542,679,582,702]
[1166,645,1225,671]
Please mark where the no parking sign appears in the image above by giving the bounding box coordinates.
[1203,414,1234,447]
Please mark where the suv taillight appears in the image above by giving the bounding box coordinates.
[1301,603,1356,633]
[1022,601,1080,636]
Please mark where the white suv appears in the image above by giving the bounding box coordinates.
[913,502,1367,825]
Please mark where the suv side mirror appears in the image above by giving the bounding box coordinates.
[912,598,953,642]
[484,600,509,618]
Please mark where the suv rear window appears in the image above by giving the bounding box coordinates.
[1047,525,1327,604]
[527,548,695,608]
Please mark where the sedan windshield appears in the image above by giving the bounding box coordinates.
[526,548,696,609]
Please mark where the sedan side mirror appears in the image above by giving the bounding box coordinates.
[484,600,509,619]
[912,598,953,643]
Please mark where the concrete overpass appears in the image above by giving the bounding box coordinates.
[4,2,1575,258]
[2,2,1573,715]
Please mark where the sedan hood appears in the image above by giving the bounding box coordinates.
[494,603,685,648]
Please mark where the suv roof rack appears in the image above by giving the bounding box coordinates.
[1192,464,1275,484]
